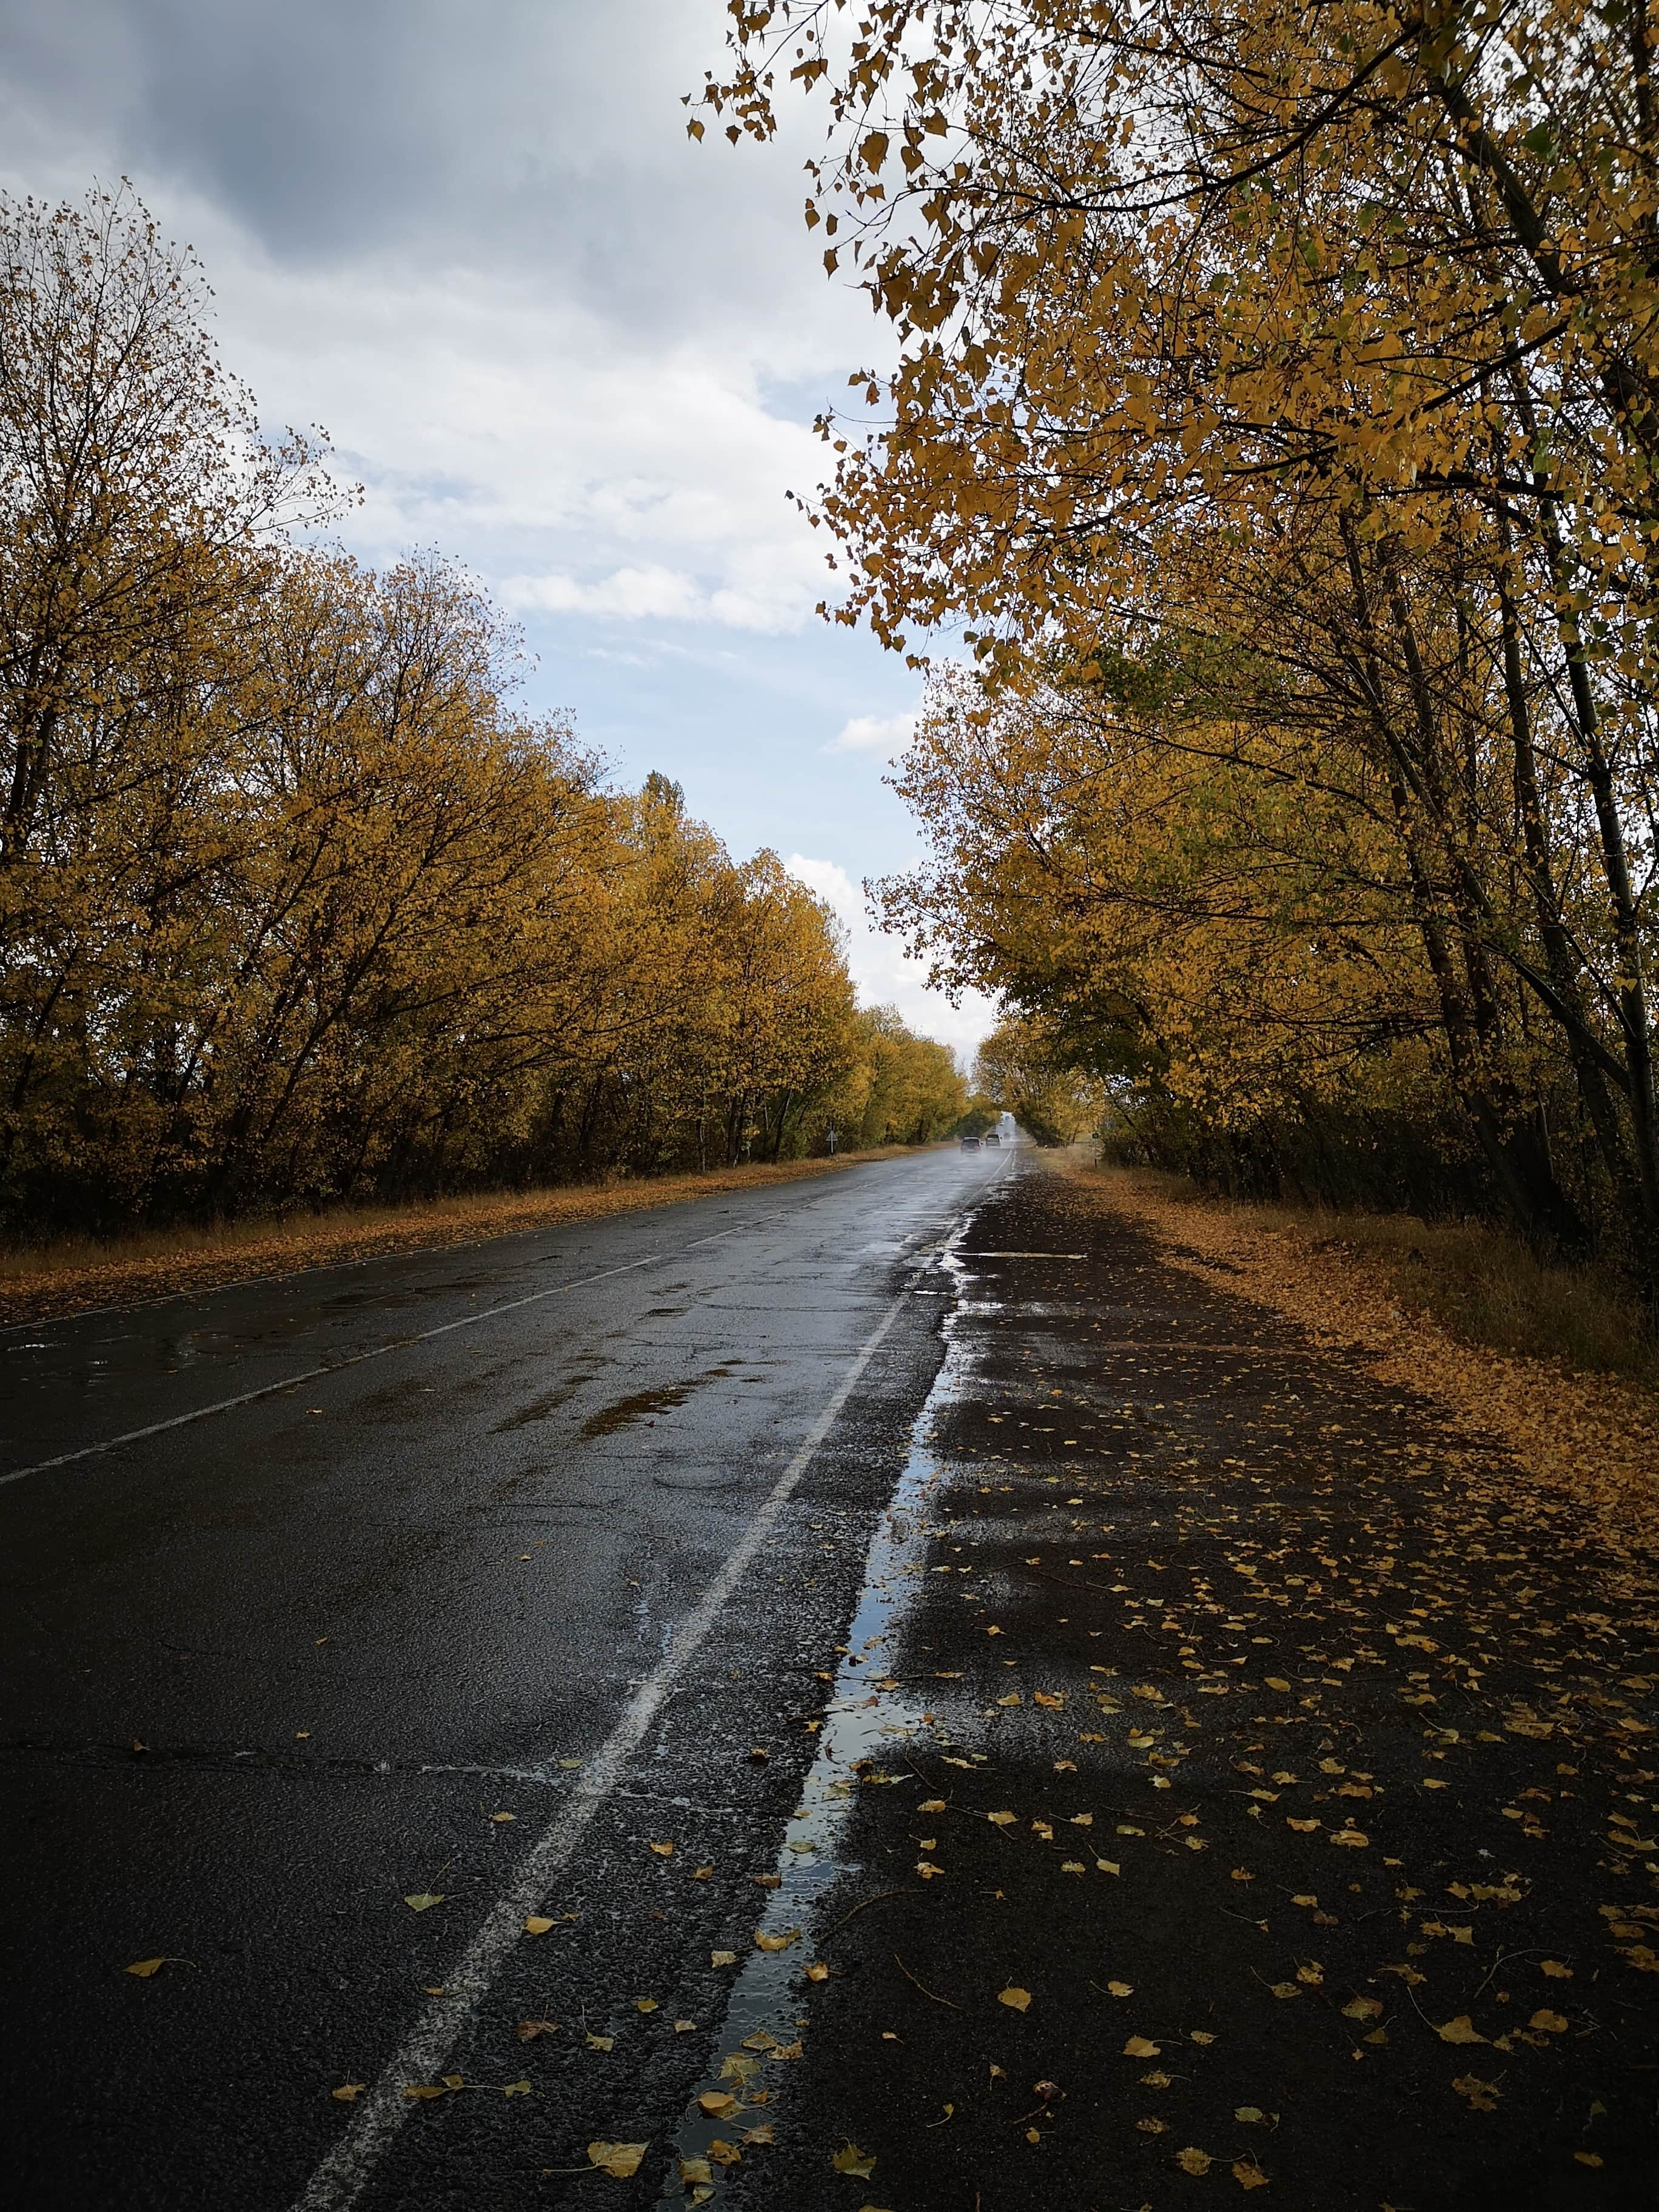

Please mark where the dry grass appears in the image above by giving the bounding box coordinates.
[0,1148,922,1329]
[1061,1156,1659,1542]
[1114,1166,1658,1390]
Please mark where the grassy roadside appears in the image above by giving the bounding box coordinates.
[0,1147,924,1329]
[1090,1158,1658,1390]
[1058,1153,1659,1540]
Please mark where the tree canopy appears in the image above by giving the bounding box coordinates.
[701,1,1659,1289]
[0,186,963,1237]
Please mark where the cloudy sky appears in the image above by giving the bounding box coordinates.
[0,0,995,1056]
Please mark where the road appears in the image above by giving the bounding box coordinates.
[1,1144,1010,2210]
[7,1145,1658,2211]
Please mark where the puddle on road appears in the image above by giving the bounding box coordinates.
[581,1367,738,1439]
[659,1246,978,2204]
[490,1372,602,1435]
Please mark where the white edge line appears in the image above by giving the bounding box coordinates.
[289,1259,928,2211]
[0,1255,663,1489]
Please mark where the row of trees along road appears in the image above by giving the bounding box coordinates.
[703,0,1659,1299]
[0,189,965,1239]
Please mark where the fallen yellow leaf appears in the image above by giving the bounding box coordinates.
[708,2139,742,2167]
[1540,1960,1573,1978]
[523,1916,554,1936]
[1235,2106,1264,2123]
[588,2142,646,2177]
[649,1841,674,1857]
[831,2142,876,2177]
[1436,2016,1487,2045]
[744,2123,776,2145]
[1451,2073,1500,2111]
[1529,2009,1567,2033]
[1105,1980,1133,1997]
[699,2093,737,2117]
[503,2080,531,2097]
[999,1986,1032,2012]
[403,1894,443,1912]
[126,1958,166,1979]
[1233,2158,1269,2189]
[331,2083,366,2102]
[635,1997,658,2013]
[1264,1677,1291,1692]
[711,1950,737,1967]
[1177,2148,1213,2175]
[1124,2035,1161,2057]
[987,1810,1016,1826]
[679,2156,713,2187]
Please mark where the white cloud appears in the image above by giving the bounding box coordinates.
[503,565,702,623]
[786,853,998,1061]
[828,709,917,756]
[502,560,819,634]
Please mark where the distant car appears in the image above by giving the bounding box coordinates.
[959,1134,981,1149]
[984,1131,1000,1145]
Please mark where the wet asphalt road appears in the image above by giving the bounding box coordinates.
[10,1151,1659,2212]
[1,1144,1013,2210]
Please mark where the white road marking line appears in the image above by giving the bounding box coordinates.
[288,1270,923,2212]
[292,1161,1010,2211]
[0,1255,663,1489]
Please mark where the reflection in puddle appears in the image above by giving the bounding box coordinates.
[661,1245,976,2202]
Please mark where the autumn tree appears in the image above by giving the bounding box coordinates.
[0,187,934,1237]
[700,2,1659,1284]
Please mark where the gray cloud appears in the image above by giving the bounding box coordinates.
[0,1,844,344]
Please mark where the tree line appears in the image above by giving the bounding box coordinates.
[0,188,964,1239]
[704,0,1659,1298]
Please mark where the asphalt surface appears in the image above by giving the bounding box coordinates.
[8,1149,1658,2211]
[1,1144,1011,2210]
